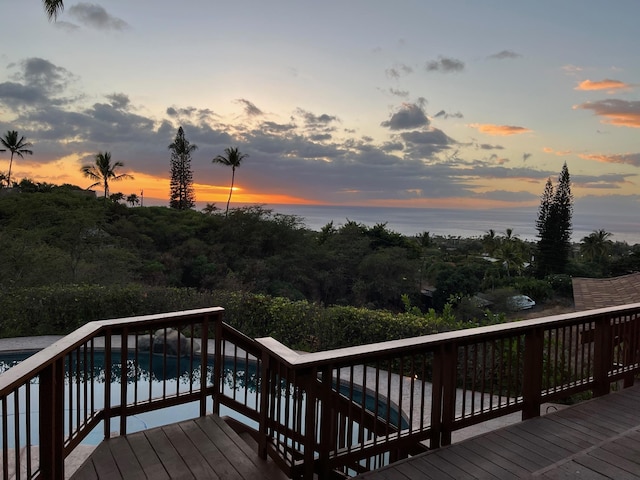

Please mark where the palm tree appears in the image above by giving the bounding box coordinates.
[43,0,65,20]
[126,193,140,207]
[81,152,133,198]
[213,147,248,216]
[0,131,33,187]
[580,229,613,263]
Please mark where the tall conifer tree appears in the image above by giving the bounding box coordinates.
[169,127,197,210]
[535,163,573,276]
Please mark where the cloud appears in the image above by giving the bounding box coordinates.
[523,153,532,162]
[562,65,583,75]
[0,58,77,108]
[425,56,464,73]
[469,124,531,136]
[68,3,129,31]
[579,152,640,167]
[574,99,640,128]
[434,110,463,119]
[477,143,504,150]
[385,64,413,79]
[388,87,409,98]
[295,108,339,128]
[575,79,631,92]
[381,103,429,130]
[106,93,130,110]
[543,147,572,156]
[235,98,263,116]
[487,50,521,60]
[54,21,80,32]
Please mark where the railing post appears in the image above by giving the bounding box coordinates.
[257,351,270,460]
[39,357,65,479]
[200,313,210,417]
[317,365,334,480]
[440,342,458,446]
[120,327,129,435]
[430,346,444,449]
[522,327,544,420]
[593,315,613,397]
[302,367,318,480]
[212,313,223,416]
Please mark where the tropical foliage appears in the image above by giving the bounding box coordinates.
[213,147,248,216]
[0,130,33,187]
[80,151,133,198]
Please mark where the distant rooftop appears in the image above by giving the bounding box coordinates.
[572,272,640,311]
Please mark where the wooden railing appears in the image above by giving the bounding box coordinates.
[1,303,640,479]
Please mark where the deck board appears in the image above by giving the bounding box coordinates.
[71,415,288,480]
[356,384,640,479]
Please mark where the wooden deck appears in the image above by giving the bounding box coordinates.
[71,414,288,480]
[356,384,640,479]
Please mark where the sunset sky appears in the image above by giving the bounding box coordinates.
[1,1,639,216]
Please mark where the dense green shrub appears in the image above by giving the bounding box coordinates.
[0,285,461,351]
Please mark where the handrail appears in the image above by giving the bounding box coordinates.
[2,303,640,479]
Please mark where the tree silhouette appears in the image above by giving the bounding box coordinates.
[43,0,65,20]
[213,147,248,216]
[81,152,133,198]
[535,163,573,276]
[168,127,197,210]
[126,193,140,207]
[0,131,33,187]
[581,229,613,264]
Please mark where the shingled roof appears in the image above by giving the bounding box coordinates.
[572,272,640,311]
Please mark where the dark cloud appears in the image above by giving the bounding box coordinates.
[260,121,296,133]
[380,142,404,152]
[295,108,339,129]
[478,143,504,150]
[0,82,49,107]
[487,50,521,60]
[425,56,464,73]
[310,133,332,142]
[11,58,75,96]
[106,93,130,110]
[236,98,263,116]
[381,103,429,130]
[523,152,532,162]
[434,110,463,119]
[69,3,129,31]
[574,99,640,128]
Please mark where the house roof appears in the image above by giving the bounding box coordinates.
[572,272,640,311]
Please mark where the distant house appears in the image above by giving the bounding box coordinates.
[572,272,640,311]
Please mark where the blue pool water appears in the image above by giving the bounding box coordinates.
[0,350,406,448]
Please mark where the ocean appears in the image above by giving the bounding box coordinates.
[259,204,640,245]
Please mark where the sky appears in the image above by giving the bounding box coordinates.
[1,1,639,221]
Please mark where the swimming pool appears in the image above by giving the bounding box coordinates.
[0,350,406,449]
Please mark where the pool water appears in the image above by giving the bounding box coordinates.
[0,350,405,448]
[0,350,258,446]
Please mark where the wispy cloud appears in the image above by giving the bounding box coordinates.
[434,110,463,119]
[425,56,464,73]
[579,152,640,167]
[575,79,632,92]
[543,147,572,156]
[469,124,531,136]
[574,99,640,128]
[68,3,129,31]
[235,99,263,116]
[487,50,521,60]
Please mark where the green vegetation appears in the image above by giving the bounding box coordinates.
[0,182,637,348]
[1,130,33,187]
[80,151,133,199]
